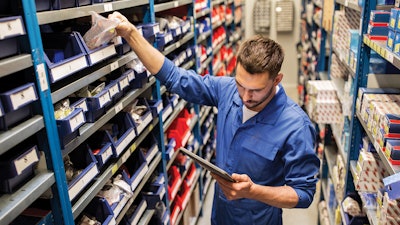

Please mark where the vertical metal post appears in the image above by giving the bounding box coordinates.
[20,0,74,224]
[346,0,375,194]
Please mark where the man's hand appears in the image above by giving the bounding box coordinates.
[211,173,254,200]
[108,12,137,40]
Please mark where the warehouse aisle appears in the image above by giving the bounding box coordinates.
[197,180,320,225]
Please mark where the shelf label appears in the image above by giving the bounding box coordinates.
[116,129,136,156]
[146,145,158,163]
[110,61,119,71]
[127,70,135,81]
[115,102,123,113]
[130,165,148,191]
[104,3,113,12]
[36,63,49,92]
[101,146,113,164]
[108,83,119,98]
[69,110,85,132]
[121,148,131,164]
[174,1,179,7]
[74,100,88,112]
[89,45,116,65]
[0,17,25,39]
[69,164,98,200]
[14,147,39,175]
[98,92,111,108]
[10,85,38,111]
[50,56,88,82]
[387,52,394,64]
[119,76,130,90]
[162,106,172,122]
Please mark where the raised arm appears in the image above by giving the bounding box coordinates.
[108,11,165,75]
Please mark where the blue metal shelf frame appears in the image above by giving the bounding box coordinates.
[21,0,74,224]
[346,0,375,194]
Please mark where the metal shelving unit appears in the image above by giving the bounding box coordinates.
[154,0,192,12]
[0,115,44,155]
[0,0,245,223]
[36,0,150,25]
[0,172,55,225]
[315,0,400,224]
[0,54,32,78]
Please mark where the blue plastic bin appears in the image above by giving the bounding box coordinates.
[42,32,88,83]
[52,0,77,9]
[0,144,40,193]
[67,146,99,201]
[56,108,86,148]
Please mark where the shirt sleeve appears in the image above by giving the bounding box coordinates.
[154,58,220,106]
[282,122,320,208]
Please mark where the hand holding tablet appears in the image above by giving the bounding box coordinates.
[179,147,236,182]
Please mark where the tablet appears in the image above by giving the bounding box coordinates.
[179,147,235,182]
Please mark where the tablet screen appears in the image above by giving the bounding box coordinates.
[179,147,235,182]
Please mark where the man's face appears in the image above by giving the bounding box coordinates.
[235,63,279,112]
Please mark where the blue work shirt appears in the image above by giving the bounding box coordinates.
[155,59,320,225]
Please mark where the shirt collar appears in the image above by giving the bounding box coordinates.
[233,84,287,125]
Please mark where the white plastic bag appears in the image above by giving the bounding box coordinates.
[83,11,120,49]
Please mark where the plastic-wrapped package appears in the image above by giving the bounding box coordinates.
[83,11,120,49]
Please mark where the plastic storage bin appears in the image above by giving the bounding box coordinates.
[121,150,148,192]
[0,16,26,59]
[74,31,117,66]
[56,108,86,148]
[42,32,88,83]
[167,165,182,201]
[102,113,137,157]
[122,197,147,225]
[66,146,99,201]
[77,0,92,6]
[52,0,77,9]
[147,99,163,118]
[104,80,121,104]
[86,132,113,170]
[70,97,88,120]
[85,87,112,122]
[142,183,166,209]
[35,0,51,11]
[80,197,116,225]
[138,134,159,163]
[165,138,176,161]
[125,98,153,135]
[156,32,173,51]
[140,23,160,39]
[0,144,40,193]
[0,82,39,130]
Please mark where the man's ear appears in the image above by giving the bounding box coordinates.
[274,73,283,86]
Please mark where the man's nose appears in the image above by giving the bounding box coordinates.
[242,89,253,101]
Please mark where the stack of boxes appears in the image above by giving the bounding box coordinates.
[356,88,400,166]
[354,150,387,192]
[387,8,400,55]
[368,10,390,41]
[306,80,342,124]
[330,53,350,79]
[332,7,360,64]
[376,190,400,225]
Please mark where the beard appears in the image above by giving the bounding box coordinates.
[242,85,275,111]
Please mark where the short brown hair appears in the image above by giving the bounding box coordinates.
[237,35,284,79]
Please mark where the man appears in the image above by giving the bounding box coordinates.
[109,11,320,225]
